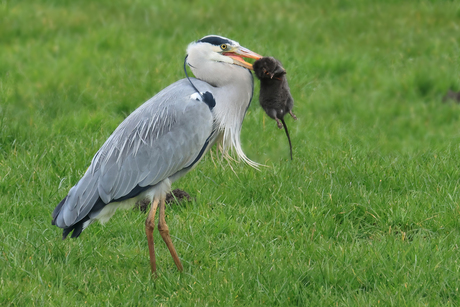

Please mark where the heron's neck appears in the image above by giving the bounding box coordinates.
[189,60,257,167]
[210,65,253,133]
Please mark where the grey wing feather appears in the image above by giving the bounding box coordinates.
[54,79,214,228]
[56,172,99,226]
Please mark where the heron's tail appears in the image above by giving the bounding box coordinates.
[52,195,106,239]
[51,169,105,239]
[51,195,67,226]
[51,170,105,239]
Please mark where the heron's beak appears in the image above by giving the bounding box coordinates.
[223,46,263,70]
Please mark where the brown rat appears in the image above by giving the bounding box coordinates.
[253,56,297,159]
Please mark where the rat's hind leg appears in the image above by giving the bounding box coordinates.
[275,117,283,129]
[289,110,297,120]
[265,109,284,129]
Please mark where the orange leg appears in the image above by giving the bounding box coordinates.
[145,198,159,275]
[158,196,183,271]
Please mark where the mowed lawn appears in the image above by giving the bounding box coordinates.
[1,0,460,305]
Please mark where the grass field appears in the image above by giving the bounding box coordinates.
[2,0,460,305]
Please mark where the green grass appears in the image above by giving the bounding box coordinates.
[2,0,460,305]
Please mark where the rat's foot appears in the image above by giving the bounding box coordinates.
[275,118,283,129]
[289,111,297,120]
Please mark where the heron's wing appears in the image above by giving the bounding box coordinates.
[53,79,214,228]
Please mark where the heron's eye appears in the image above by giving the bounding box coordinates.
[220,44,228,50]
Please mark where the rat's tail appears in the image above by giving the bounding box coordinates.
[280,117,293,160]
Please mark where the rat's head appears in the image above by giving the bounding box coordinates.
[253,57,286,80]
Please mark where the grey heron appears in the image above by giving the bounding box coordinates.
[52,35,263,274]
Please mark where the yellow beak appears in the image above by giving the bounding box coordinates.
[223,46,263,70]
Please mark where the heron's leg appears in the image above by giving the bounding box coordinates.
[145,198,159,275]
[158,196,184,271]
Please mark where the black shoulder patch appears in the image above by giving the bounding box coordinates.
[197,36,232,46]
[201,91,216,110]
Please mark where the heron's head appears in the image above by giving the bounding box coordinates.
[186,35,262,71]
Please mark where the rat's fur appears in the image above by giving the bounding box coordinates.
[253,57,297,159]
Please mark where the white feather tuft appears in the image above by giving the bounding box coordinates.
[187,37,263,169]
